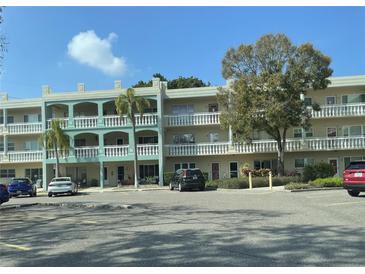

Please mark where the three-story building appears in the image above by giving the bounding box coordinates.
[1,75,365,188]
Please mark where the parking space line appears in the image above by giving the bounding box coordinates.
[0,242,32,251]
[326,201,365,207]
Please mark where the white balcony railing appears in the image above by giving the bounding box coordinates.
[7,123,43,134]
[103,116,128,127]
[47,118,69,129]
[166,142,230,156]
[310,103,365,119]
[46,150,69,159]
[165,112,221,127]
[74,146,99,158]
[0,125,4,134]
[104,145,129,157]
[74,116,98,128]
[7,151,43,162]
[135,114,158,126]
[137,144,159,156]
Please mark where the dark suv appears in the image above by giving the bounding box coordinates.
[343,161,365,197]
[169,168,206,192]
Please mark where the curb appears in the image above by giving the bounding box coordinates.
[80,187,169,193]
[290,187,343,192]
[0,202,132,211]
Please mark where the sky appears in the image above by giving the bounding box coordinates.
[0,6,365,99]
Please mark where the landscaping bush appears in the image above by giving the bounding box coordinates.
[202,172,209,182]
[284,183,311,190]
[303,162,336,182]
[240,167,272,177]
[309,177,343,188]
[163,172,175,186]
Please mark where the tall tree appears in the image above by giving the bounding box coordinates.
[132,73,168,88]
[115,88,150,188]
[218,33,332,176]
[39,119,70,178]
[132,73,210,89]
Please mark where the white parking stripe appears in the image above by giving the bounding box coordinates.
[326,201,365,207]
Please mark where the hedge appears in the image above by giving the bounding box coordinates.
[284,183,311,190]
[205,176,301,189]
[303,162,336,182]
[309,177,343,188]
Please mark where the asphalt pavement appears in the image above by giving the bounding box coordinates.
[1,188,365,266]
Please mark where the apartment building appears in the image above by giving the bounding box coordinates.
[0,75,365,188]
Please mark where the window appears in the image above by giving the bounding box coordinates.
[327,128,337,137]
[171,104,194,115]
[295,159,305,168]
[343,125,364,137]
[138,136,158,144]
[25,168,43,183]
[344,156,365,169]
[174,163,196,171]
[24,140,39,151]
[342,94,365,104]
[294,128,313,138]
[103,167,108,180]
[7,116,14,124]
[304,97,312,107]
[24,114,40,123]
[208,133,219,143]
[253,160,276,170]
[208,103,219,112]
[0,142,15,151]
[295,158,314,168]
[173,134,195,144]
[0,169,15,178]
[144,107,157,113]
[139,164,159,179]
[230,162,238,178]
[326,96,336,105]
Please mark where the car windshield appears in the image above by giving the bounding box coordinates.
[52,178,71,182]
[11,179,30,184]
[346,162,365,170]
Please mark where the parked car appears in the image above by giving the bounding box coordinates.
[0,184,10,205]
[343,160,365,197]
[8,178,37,197]
[48,177,78,197]
[169,168,206,192]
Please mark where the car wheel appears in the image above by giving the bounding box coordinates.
[178,183,183,192]
[169,183,174,191]
[199,185,205,191]
[29,192,33,197]
[48,192,53,197]
[33,191,37,197]
[348,190,360,197]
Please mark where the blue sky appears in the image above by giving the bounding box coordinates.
[1,6,365,99]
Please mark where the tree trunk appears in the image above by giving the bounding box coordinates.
[54,143,60,178]
[132,121,139,188]
[276,134,286,177]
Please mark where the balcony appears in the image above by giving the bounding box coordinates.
[103,113,158,128]
[74,116,98,128]
[5,151,43,163]
[165,136,365,156]
[105,145,129,157]
[47,118,69,129]
[75,146,99,158]
[7,123,43,135]
[310,103,365,119]
[137,144,159,156]
[166,142,229,156]
[165,112,220,127]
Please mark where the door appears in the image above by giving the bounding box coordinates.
[104,166,108,185]
[328,158,339,175]
[212,163,220,180]
[117,166,124,185]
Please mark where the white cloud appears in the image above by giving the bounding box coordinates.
[67,30,126,76]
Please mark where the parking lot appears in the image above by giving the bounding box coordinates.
[1,188,365,266]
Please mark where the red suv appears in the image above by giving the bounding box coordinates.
[343,161,365,197]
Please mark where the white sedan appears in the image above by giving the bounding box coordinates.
[48,177,78,197]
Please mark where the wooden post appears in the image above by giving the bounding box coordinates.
[269,171,272,190]
[249,172,253,190]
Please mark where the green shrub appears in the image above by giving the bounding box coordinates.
[206,180,219,189]
[309,177,343,188]
[202,172,209,182]
[163,172,175,186]
[284,183,311,190]
[218,178,248,189]
[303,162,336,182]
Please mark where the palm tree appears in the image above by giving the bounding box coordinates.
[39,119,69,178]
[115,88,150,188]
